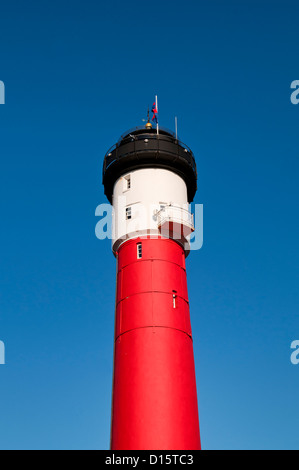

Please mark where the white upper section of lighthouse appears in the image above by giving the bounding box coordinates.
[112,168,194,253]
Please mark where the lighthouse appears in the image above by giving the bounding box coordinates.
[102,118,201,450]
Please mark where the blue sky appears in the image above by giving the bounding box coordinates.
[0,0,298,450]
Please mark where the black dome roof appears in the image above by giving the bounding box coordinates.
[103,126,197,203]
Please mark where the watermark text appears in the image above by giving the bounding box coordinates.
[0,341,5,365]
[291,340,299,365]
[0,81,5,104]
[290,80,299,105]
[95,201,203,252]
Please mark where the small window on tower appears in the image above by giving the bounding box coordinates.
[124,175,131,191]
[137,243,142,259]
[126,207,132,220]
[172,290,177,308]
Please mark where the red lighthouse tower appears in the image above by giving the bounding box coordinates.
[103,121,201,450]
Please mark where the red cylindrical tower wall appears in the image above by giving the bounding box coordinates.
[110,237,201,450]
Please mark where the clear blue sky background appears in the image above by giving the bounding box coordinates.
[0,0,298,450]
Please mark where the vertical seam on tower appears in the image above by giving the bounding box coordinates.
[119,268,123,335]
[151,258,154,328]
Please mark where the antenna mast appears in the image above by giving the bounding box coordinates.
[155,95,159,135]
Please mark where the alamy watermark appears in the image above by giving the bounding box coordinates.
[95,200,203,252]
[0,81,5,104]
[290,80,299,105]
[290,340,299,365]
[0,341,5,365]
